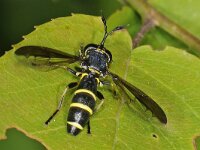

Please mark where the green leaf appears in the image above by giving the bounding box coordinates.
[126,46,200,149]
[149,0,200,37]
[148,0,200,53]
[1,14,200,149]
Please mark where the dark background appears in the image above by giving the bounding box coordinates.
[0,0,122,56]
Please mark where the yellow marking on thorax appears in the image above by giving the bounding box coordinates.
[67,122,83,130]
[89,68,100,75]
[96,48,105,53]
[74,89,96,101]
[70,103,93,115]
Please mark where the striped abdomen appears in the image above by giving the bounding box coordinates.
[67,89,96,136]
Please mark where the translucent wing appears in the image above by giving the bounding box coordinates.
[15,46,79,59]
[110,72,167,124]
[15,46,80,70]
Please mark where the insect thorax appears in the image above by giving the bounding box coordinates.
[81,44,112,76]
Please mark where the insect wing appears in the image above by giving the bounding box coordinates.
[15,46,79,59]
[15,46,80,70]
[110,72,167,124]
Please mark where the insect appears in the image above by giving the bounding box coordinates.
[15,16,167,136]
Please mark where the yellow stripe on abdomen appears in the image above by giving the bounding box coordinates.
[67,121,83,130]
[74,89,96,101]
[70,103,93,115]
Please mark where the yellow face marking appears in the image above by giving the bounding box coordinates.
[74,89,96,101]
[70,103,93,115]
[67,121,83,130]
[97,48,102,51]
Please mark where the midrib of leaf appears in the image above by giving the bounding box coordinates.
[112,49,132,149]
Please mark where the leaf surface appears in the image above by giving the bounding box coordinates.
[0,14,200,150]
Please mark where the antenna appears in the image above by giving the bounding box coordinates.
[99,16,125,49]
[99,16,108,49]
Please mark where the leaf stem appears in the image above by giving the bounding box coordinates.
[124,0,200,56]
[132,19,155,49]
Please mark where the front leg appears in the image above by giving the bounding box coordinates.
[67,67,79,76]
[67,67,87,77]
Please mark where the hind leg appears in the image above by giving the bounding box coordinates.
[45,82,78,125]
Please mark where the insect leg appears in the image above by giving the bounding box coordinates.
[45,82,78,125]
[94,91,105,113]
[87,120,91,134]
[110,83,118,97]
[67,67,83,77]
[86,91,104,134]
[101,81,117,97]
[113,80,134,104]
[67,68,77,76]
[74,66,82,72]
[104,78,133,103]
